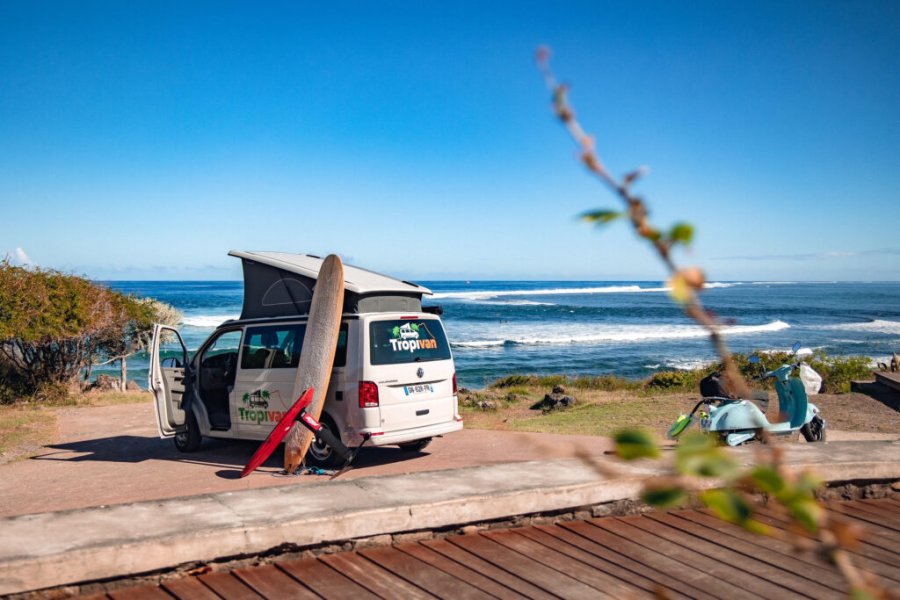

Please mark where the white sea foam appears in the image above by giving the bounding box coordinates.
[449,320,790,349]
[664,358,715,371]
[814,319,900,335]
[704,282,737,289]
[434,282,742,302]
[432,285,650,300]
[181,314,239,327]
[482,299,556,306]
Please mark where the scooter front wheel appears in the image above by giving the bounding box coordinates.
[800,416,826,442]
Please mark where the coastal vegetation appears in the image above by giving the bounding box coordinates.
[0,260,179,404]
[491,349,873,395]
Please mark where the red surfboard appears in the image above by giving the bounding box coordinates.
[240,387,315,478]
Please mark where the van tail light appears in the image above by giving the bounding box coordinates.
[452,372,458,395]
[359,381,379,408]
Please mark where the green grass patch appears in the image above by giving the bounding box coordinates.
[0,405,56,463]
[504,394,688,437]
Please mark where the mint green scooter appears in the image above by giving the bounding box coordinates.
[668,342,826,446]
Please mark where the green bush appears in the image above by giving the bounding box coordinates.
[0,261,178,402]
[806,353,871,393]
[572,375,640,391]
[645,370,700,390]
[492,374,537,388]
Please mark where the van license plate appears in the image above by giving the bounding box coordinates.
[404,384,434,396]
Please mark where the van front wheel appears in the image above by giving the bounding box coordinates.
[305,415,341,468]
[174,411,202,453]
[398,438,432,453]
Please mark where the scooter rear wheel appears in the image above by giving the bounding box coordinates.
[800,416,826,442]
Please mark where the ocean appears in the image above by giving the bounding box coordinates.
[104,280,900,389]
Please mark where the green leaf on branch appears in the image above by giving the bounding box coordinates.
[748,465,786,496]
[668,222,694,245]
[701,488,752,524]
[643,486,688,509]
[580,209,623,225]
[675,433,741,479]
[786,497,823,533]
[613,428,660,460]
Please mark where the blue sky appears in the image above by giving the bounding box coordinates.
[1,1,898,281]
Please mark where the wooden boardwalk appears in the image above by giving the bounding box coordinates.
[875,370,900,393]
[82,498,899,599]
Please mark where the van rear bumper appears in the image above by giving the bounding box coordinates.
[360,418,463,446]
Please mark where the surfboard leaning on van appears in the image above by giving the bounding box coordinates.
[149,250,463,468]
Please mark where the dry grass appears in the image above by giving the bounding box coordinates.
[460,383,900,439]
[460,386,698,439]
[0,390,152,465]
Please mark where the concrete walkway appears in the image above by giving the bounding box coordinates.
[1,440,898,596]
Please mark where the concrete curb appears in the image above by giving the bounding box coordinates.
[1,440,898,595]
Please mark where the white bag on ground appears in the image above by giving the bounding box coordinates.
[799,363,822,395]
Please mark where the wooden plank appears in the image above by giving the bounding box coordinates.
[535,523,712,600]
[749,506,900,584]
[874,370,900,392]
[671,510,848,590]
[448,532,603,599]
[422,538,557,600]
[560,520,748,600]
[319,552,435,599]
[233,564,319,599]
[882,498,900,510]
[638,512,844,598]
[197,571,262,599]
[827,507,900,546]
[561,522,759,598]
[397,542,530,600]
[75,594,110,600]
[754,503,900,555]
[841,501,900,531]
[482,528,650,599]
[515,526,685,599]
[161,577,222,600]
[277,557,379,600]
[108,585,173,600]
[359,545,493,600]
[597,517,786,599]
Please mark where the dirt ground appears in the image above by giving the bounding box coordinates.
[0,385,897,519]
[0,401,614,518]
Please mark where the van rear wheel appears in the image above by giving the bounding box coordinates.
[398,438,432,453]
[305,415,341,468]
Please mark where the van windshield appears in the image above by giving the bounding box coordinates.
[369,319,452,365]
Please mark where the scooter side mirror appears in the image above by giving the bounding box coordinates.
[791,341,802,354]
[748,355,760,364]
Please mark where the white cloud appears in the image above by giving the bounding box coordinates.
[6,247,35,267]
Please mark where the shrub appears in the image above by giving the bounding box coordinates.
[645,370,700,390]
[807,353,871,394]
[572,375,639,391]
[492,374,536,388]
[0,261,178,402]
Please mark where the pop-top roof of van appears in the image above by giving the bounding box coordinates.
[228,251,432,295]
[228,250,432,320]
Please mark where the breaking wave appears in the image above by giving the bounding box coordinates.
[450,320,790,348]
[433,282,741,302]
[181,314,239,328]
[814,319,900,336]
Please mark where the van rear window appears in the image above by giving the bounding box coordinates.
[369,319,452,365]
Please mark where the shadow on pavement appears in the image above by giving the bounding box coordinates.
[32,434,429,474]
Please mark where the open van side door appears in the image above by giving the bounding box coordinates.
[149,323,190,438]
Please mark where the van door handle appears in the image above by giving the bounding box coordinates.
[416,409,429,416]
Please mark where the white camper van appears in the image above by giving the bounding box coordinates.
[149,251,463,467]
